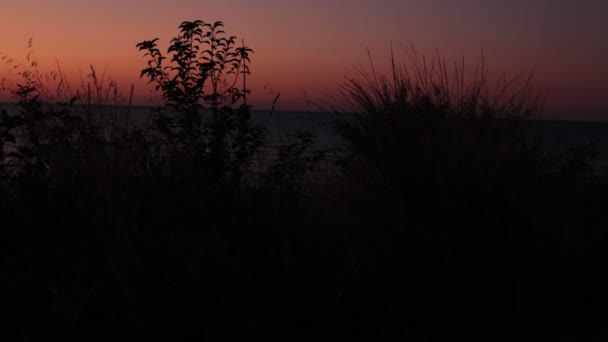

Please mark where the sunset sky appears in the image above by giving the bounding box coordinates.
[0,0,606,120]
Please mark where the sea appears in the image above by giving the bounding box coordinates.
[2,103,608,179]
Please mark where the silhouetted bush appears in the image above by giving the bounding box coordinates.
[325,47,606,339]
[1,31,607,341]
[0,20,325,341]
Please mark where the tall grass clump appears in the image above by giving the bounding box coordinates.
[333,46,589,222]
[324,45,602,339]
[0,54,142,342]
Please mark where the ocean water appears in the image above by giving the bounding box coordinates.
[257,110,608,178]
[527,120,608,178]
[2,103,608,177]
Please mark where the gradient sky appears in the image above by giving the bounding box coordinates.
[0,0,606,119]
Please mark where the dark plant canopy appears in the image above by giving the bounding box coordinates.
[1,19,607,342]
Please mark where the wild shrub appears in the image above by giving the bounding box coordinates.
[136,20,263,187]
[332,47,591,224]
[325,47,603,339]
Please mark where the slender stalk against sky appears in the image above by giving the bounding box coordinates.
[0,0,606,119]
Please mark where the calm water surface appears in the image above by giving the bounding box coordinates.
[2,103,608,177]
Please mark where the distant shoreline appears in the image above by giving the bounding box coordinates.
[1,101,607,123]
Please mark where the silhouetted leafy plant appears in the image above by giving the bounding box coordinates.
[136,20,262,185]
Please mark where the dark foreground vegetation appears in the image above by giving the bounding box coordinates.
[2,21,608,341]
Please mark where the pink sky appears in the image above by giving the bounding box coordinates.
[0,0,606,120]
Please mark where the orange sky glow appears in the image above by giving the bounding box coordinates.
[1,0,606,120]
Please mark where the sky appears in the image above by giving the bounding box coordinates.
[0,0,606,120]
